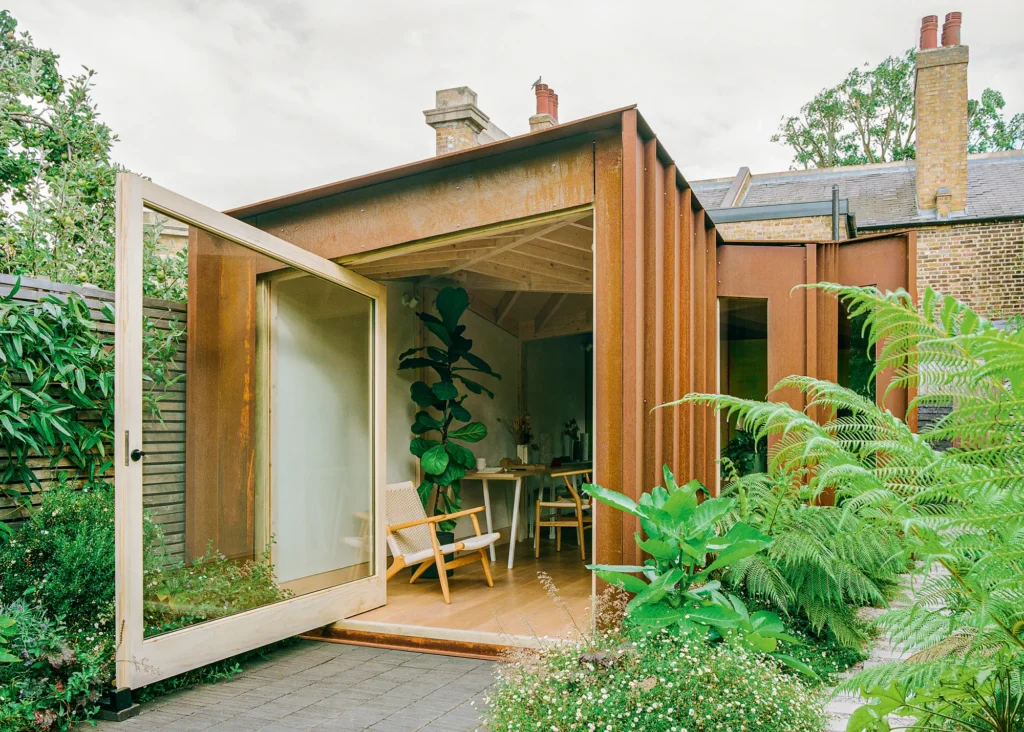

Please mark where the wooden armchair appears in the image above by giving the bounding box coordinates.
[534,469,593,561]
[385,481,499,604]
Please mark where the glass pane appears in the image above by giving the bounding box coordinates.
[140,209,375,638]
[838,302,876,402]
[718,298,768,479]
[270,274,373,595]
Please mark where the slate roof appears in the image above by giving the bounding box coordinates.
[691,150,1024,229]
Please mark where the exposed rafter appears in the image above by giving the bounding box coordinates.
[496,291,520,326]
[535,293,569,331]
[431,213,590,280]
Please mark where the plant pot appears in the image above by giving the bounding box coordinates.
[562,435,573,458]
[517,444,530,464]
[416,530,455,579]
[580,433,589,461]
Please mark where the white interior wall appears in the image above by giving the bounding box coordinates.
[386,289,520,540]
[386,282,420,486]
[524,334,591,460]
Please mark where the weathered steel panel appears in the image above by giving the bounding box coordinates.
[249,136,595,262]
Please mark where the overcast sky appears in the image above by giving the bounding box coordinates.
[8,0,1024,210]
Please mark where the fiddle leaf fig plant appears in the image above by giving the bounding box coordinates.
[587,465,816,677]
[399,287,500,531]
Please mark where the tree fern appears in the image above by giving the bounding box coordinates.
[676,285,1024,730]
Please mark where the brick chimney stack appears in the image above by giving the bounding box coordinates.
[915,12,969,216]
[424,87,508,156]
[529,83,559,132]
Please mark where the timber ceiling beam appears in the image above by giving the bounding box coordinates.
[535,293,569,332]
[431,212,590,280]
[496,291,520,326]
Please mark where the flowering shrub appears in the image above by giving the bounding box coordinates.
[0,601,108,731]
[487,628,827,732]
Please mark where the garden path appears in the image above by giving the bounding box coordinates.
[87,640,493,731]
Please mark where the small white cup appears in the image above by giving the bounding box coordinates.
[476,457,487,470]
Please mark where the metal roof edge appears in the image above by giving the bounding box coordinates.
[707,199,849,223]
[226,105,637,218]
[858,213,1024,230]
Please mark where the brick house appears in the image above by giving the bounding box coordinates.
[690,12,1024,318]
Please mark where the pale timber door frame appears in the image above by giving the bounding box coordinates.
[114,173,387,689]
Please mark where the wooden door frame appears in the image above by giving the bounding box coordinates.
[114,173,387,689]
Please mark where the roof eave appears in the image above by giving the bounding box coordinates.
[226,105,637,219]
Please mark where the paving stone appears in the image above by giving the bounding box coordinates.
[79,640,496,732]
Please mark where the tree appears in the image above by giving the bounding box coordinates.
[774,49,1024,169]
[0,10,185,300]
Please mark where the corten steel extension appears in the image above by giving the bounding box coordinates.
[216,106,915,592]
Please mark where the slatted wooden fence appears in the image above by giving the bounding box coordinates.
[0,274,187,560]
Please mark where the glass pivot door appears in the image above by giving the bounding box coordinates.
[114,173,386,689]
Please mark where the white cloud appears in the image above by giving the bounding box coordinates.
[9,0,1024,209]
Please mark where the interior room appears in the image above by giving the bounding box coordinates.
[332,208,597,648]
[718,297,768,480]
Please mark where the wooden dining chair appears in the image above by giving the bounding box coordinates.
[385,481,499,604]
[534,469,592,561]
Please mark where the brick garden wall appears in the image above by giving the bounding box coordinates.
[907,219,1024,317]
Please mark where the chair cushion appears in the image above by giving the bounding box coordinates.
[404,532,501,566]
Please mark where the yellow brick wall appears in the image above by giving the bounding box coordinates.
[716,215,848,241]
[915,47,969,212]
[433,121,478,155]
[909,220,1024,317]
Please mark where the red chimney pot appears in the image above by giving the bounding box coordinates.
[550,92,559,122]
[920,15,938,49]
[941,11,962,47]
[534,83,551,116]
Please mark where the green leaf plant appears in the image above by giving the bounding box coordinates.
[0,279,183,521]
[398,287,500,531]
[586,465,817,678]
[675,284,1024,731]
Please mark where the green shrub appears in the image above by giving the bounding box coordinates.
[487,627,827,732]
[144,544,290,636]
[0,600,108,731]
[718,469,907,649]
[0,481,118,641]
[684,285,1024,731]
[586,467,815,677]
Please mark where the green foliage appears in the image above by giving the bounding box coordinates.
[586,466,815,676]
[773,48,1023,169]
[0,480,118,641]
[0,600,109,731]
[398,286,500,530]
[0,282,182,506]
[719,468,906,649]
[0,284,113,499]
[0,10,187,299]
[487,626,827,732]
[969,88,1024,154]
[721,428,765,477]
[143,543,290,636]
[682,284,1024,731]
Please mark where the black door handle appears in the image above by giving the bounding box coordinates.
[130,449,146,462]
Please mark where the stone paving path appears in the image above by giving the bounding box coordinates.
[91,640,494,731]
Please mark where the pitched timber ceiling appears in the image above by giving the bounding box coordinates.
[336,209,593,339]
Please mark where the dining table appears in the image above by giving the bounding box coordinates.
[463,462,593,569]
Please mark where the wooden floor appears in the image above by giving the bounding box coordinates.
[338,537,592,645]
